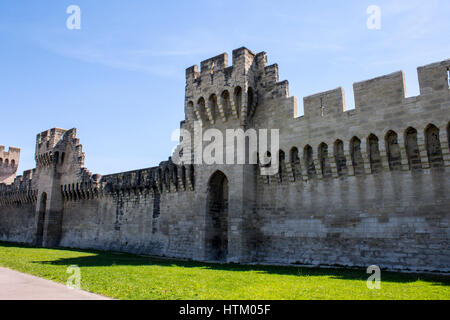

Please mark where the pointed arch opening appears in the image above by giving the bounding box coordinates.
[234,87,242,119]
[290,147,301,181]
[447,122,450,150]
[220,90,231,120]
[350,137,364,175]
[190,165,195,187]
[197,97,207,123]
[304,145,316,178]
[425,124,444,168]
[405,127,421,170]
[318,143,332,178]
[181,166,186,190]
[187,101,195,121]
[334,139,347,176]
[36,192,47,246]
[208,94,218,123]
[247,87,256,118]
[278,150,286,182]
[385,130,402,171]
[206,171,229,261]
[367,134,382,173]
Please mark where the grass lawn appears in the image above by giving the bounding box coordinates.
[0,242,448,300]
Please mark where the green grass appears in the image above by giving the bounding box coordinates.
[0,242,448,300]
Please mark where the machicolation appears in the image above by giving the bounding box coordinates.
[0,47,449,272]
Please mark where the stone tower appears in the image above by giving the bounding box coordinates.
[0,146,20,185]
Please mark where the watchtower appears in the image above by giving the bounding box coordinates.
[0,146,20,184]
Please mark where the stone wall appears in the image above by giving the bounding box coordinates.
[0,146,20,184]
[0,48,448,273]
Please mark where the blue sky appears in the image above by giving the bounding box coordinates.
[1,0,449,176]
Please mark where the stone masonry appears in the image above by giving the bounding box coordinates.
[0,47,449,272]
[0,146,20,185]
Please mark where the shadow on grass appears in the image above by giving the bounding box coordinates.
[1,241,449,286]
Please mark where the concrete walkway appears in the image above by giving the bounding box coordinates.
[0,267,110,300]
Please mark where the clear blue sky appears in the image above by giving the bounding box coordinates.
[1,0,449,176]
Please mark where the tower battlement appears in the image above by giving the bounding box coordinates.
[185,47,289,127]
[0,145,20,185]
[36,128,67,155]
[0,47,449,273]
[300,59,450,123]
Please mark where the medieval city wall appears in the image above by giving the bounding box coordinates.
[0,48,448,272]
[57,166,201,259]
[248,58,450,272]
[0,170,36,244]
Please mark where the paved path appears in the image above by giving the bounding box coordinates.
[0,267,110,300]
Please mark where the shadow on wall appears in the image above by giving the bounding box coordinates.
[20,244,449,287]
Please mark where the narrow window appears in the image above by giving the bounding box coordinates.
[181,166,186,189]
[234,87,242,119]
[221,91,230,120]
[197,97,207,123]
[164,168,170,189]
[367,134,382,173]
[304,145,316,178]
[152,186,161,234]
[405,127,422,170]
[290,147,301,181]
[278,150,286,183]
[208,94,218,123]
[447,68,450,89]
[187,101,195,121]
[172,167,178,190]
[189,165,195,189]
[447,122,450,150]
[385,131,402,171]
[247,87,256,118]
[350,137,364,175]
[334,140,347,176]
[425,124,444,168]
[318,143,332,178]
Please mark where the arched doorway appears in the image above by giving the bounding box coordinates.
[36,192,47,246]
[206,171,229,261]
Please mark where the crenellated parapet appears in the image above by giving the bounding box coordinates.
[185,47,290,127]
[0,145,20,184]
[299,59,450,123]
[262,58,450,184]
[61,179,102,202]
[61,158,196,202]
[0,169,36,205]
[35,128,86,172]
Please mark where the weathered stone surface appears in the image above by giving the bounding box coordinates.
[0,48,449,272]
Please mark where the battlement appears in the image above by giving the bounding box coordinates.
[36,128,67,155]
[0,145,20,185]
[0,168,35,205]
[61,159,195,202]
[185,47,290,126]
[418,59,450,95]
[186,47,258,83]
[300,58,450,121]
[0,146,20,165]
[34,128,84,169]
